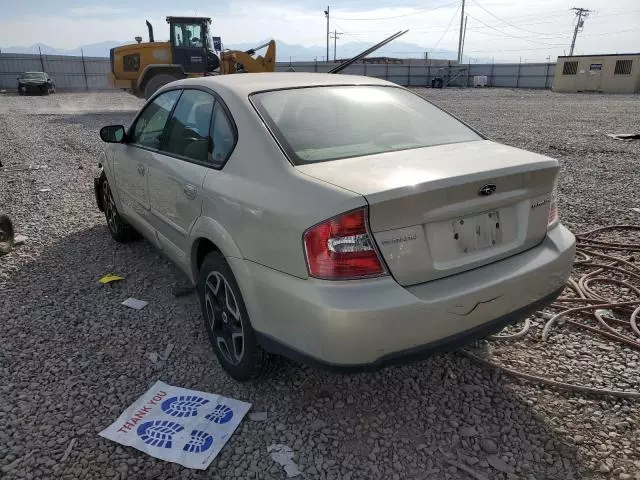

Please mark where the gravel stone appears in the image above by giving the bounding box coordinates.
[1,90,639,480]
[481,438,499,454]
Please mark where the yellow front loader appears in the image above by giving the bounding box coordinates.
[108,16,276,99]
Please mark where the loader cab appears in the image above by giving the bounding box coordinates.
[166,16,219,73]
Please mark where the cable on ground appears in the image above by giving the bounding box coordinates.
[461,225,640,400]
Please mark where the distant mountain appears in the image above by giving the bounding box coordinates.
[226,39,461,63]
[1,41,124,58]
[2,39,491,63]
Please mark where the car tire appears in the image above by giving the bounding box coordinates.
[198,251,275,381]
[100,176,139,243]
[144,74,179,100]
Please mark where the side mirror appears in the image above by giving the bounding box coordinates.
[100,125,126,143]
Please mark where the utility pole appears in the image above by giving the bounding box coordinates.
[456,0,465,63]
[569,7,591,56]
[330,30,342,62]
[460,15,468,62]
[324,6,330,63]
[38,46,45,72]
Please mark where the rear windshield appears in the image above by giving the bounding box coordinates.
[250,85,482,165]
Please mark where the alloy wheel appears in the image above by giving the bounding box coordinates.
[204,271,245,365]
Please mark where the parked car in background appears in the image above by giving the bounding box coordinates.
[17,72,55,95]
[93,73,576,381]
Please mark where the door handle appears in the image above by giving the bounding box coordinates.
[183,184,197,199]
[137,164,145,176]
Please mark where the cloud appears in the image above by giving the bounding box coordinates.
[0,0,638,62]
[68,6,133,16]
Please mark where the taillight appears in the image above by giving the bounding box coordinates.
[303,207,387,280]
[548,177,559,227]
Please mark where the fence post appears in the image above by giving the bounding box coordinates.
[315,58,318,72]
[386,61,389,81]
[38,46,45,72]
[364,61,367,77]
[545,62,550,89]
[81,48,89,91]
[516,60,521,88]
[407,63,411,87]
[490,59,494,87]
[427,60,431,87]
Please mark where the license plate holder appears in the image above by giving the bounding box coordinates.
[452,210,502,254]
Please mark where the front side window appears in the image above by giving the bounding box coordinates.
[173,23,203,48]
[163,89,214,163]
[131,90,181,149]
[250,85,482,165]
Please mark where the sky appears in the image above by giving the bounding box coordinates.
[0,0,638,62]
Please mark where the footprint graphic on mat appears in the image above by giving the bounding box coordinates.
[183,430,214,453]
[205,404,234,424]
[137,420,184,448]
[161,395,210,418]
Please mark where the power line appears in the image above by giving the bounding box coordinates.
[468,0,564,36]
[331,1,458,21]
[432,2,461,51]
[328,8,639,36]
[465,13,567,46]
[331,19,367,44]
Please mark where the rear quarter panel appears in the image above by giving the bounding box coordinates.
[195,86,364,279]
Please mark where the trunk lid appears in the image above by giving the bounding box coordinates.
[297,140,559,286]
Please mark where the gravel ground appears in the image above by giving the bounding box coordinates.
[1,88,639,480]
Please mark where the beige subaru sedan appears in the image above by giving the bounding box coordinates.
[94,73,575,381]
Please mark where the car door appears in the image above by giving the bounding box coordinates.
[112,89,181,233]
[147,88,217,269]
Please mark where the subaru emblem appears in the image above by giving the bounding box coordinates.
[478,184,496,196]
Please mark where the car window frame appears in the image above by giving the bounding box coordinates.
[248,83,487,167]
[125,85,238,171]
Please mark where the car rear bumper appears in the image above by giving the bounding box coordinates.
[231,223,575,370]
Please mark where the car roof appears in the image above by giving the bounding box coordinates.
[168,72,398,97]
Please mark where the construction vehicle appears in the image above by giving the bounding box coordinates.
[108,20,407,100]
[108,16,276,99]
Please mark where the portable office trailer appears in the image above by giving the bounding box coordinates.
[552,53,640,93]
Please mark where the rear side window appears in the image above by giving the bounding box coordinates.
[209,103,236,167]
[163,89,214,163]
[131,90,181,149]
[250,85,482,165]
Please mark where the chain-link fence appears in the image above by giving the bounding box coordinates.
[0,52,556,91]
